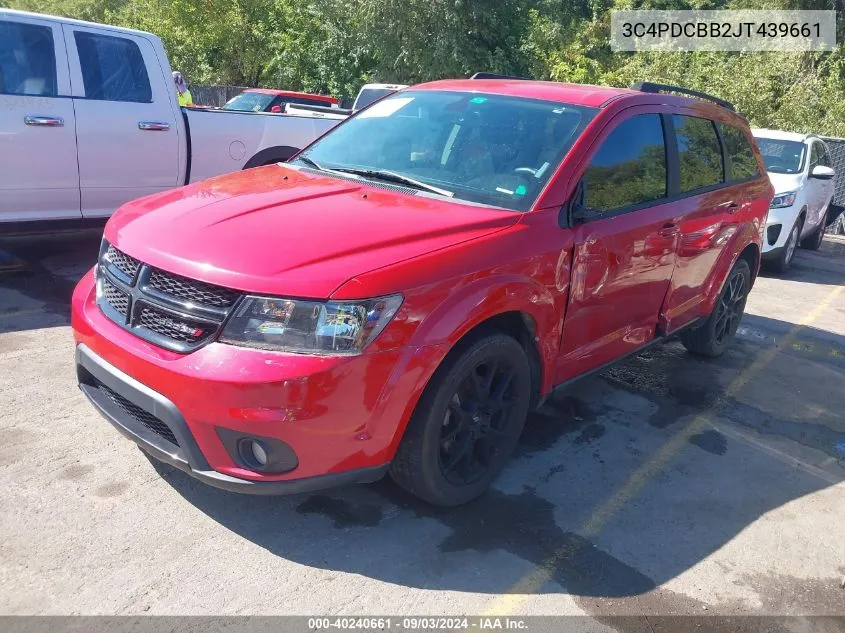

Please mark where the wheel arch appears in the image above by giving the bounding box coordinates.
[242,145,300,169]
[438,311,544,412]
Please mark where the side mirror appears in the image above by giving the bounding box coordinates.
[810,165,835,180]
[270,105,282,113]
[559,180,588,228]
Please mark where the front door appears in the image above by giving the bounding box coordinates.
[0,16,79,223]
[63,24,180,218]
[555,111,679,384]
[806,140,835,231]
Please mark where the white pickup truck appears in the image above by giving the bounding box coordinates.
[0,9,339,232]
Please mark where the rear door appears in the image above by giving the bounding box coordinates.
[0,15,79,224]
[659,113,739,332]
[64,24,180,218]
[555,110,679,383]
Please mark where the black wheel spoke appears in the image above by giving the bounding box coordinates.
[442,436,473,475]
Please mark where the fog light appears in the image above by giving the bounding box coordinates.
[249,440,268,466]
[217,428,299,474]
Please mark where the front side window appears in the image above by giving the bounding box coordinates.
[295,90,596,212]
[721,124,761,181]
[673,115,723,193]
[580,113,666,215]
[755,138,806,174]
[74,32,151,102]
[0,20,57,97]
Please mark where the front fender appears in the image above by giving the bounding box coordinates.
[363,273,564,462]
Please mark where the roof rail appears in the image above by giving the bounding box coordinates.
[470,72,530,81]
[631,81,735,112]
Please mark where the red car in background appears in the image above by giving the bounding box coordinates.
[222,88,339,113]
[72,78,772,506]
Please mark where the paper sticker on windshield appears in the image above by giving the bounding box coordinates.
[470,97,488,104]
[357,97,414,118]
[515,185,527,196]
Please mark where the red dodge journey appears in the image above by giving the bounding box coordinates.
[72,78,772,506]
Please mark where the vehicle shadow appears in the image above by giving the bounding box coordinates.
[0,232,101,333]
[149,312,845,600]
[761,236,845,285]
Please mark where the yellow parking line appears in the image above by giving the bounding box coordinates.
[484,285,843,615]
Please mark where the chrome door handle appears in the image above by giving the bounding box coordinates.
[138,121,170,131]
[24,115,64,127]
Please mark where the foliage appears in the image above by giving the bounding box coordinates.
[3,0,845,135]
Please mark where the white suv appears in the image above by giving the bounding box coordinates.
[752,129,835,273]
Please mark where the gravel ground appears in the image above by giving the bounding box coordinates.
[0,232,843,626]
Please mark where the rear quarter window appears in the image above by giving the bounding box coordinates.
[720,123,762,182]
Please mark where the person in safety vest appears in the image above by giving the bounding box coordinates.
[173,71,193,107]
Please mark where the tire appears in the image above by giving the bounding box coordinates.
[390,332,532,506]
[767,217,802,274]
[800,220,825,251]
[680,259,751,358]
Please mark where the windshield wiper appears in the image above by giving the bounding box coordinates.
[294,155,324,171]
[333,168,454,198]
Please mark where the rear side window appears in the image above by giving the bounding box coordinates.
[582,114,667,215]
[720,124,761,182]
[673,115,723,192]
[74,32,151,102]
[0,20,57,97]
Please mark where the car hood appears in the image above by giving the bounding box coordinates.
[766,171,804,196]
[106,165,520,298]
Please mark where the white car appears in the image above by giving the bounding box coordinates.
[0,9,339,233]
[752,128,835,272]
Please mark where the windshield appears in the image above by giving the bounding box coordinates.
[222,92,275,112]
[295,90,596,211]
[755,138,806,174]
[354,88,395,110]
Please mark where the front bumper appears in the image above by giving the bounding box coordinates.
[76,343,388,494]
[72,268,443,494]
[762,204,801,254]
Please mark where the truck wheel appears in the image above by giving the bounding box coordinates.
[800,220,825,251]
[390,333,532,506]
[767,217,801,274]
[680,259,751,358]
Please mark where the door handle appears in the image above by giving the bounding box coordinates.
[719,200,740,213]
[658,223,680,238]
[138,121,170,131]
[24,115,64,127]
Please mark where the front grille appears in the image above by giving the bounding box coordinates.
[138,305,214,344]
[148,268,239,308]
[105,245,140,279]
[102,279,129,316]
[95,243,241,353]
[96,380,179,447]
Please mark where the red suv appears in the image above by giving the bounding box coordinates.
[72,78,772,506]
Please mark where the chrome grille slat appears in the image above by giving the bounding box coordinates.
[96,243,242,353]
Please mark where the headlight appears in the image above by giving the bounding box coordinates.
[219,294,403,354]
[770,191,797,208]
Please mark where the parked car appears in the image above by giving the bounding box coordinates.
[72,78,772,506]
[0,9,339,233]
[752,128,835,272]
[284,83,408,119]
[221,88,339,113]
